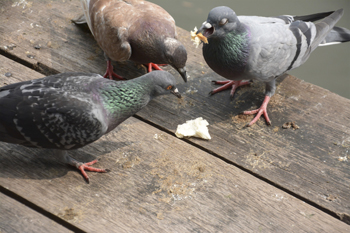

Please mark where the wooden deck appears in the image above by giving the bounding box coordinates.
[0,0,350,232]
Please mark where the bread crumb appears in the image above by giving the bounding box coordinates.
[191,27,208,48]
[175,117,211,140]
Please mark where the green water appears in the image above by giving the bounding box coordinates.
[150,0,350,99]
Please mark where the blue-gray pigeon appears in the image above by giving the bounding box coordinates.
[0,71,181,183]
[74,0,188,82]
[197,7,350,126]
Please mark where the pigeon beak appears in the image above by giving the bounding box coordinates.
[197,21,214,38]
[173,66,188,83]
[171,88,181,98]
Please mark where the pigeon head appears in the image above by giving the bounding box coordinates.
[147,70,181,98]
[197,6,239,39]
[163,38,188,83]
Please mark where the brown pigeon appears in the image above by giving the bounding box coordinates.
[74,0,188,82]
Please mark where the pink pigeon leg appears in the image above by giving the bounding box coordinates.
[77,159,109,184]
[210,80,250,97]
[147,63,167,72]
[243,95,271,127]
[64,154,110,184]
[103,59,124,80]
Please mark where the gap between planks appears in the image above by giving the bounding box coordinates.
[0,48,59,76]
[133,115,346,224]
[0,49,348,226]
[0,185,85,233]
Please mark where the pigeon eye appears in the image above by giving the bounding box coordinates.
[219,18,228,25]
[166,85,173,90]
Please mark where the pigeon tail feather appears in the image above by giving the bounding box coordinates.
[72,14,87,24]
[293,11,334,22]
[319,26,350,46]
[80,0,93,35]
[310,9,344,52]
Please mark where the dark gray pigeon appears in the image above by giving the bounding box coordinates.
[197,7,350,126]
[0,71,181,183]
[73,0,188,82]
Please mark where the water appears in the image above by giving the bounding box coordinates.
[150,0,350,99]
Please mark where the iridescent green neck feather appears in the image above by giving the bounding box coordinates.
[203,28,250,77]
[99,80,152,132]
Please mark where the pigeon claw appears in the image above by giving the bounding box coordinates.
[103,69,124,80]
[210,80,235,95]
[104,59,124,80]
[243,96,271,127]
[210,80,250,97]
[77,159,109,184]
[146,63,167,73]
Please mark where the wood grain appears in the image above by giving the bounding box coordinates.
[0,0,349,228]
[0,193,72,233]
[0,57,349,232]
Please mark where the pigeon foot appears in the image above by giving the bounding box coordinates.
[65,156,110,184]
[103,59,124,80]
[210,80,250,97]
[146,63,167,72]
[243,96,271,127]
[77,159,110,184]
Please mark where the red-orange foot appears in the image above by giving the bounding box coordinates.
[243,96,271,127]
[77,159,109,183]
[209,80,251,97]
[103,59,124,80]
[146,63,167,72]
[65,155,110,183]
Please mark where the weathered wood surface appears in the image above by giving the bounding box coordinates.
[0,193,71,233]
[0,0,349,230]
[1,56,349,233]
[2,0,349,222]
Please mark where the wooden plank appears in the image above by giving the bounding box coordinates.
[1,0,350,224]
[0,193,71,233]
[0,0,146,78]
[1,55,350,232]
[0,51,45,85]
[0,56,349,232]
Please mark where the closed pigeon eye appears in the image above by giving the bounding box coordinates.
[219,18,228,26]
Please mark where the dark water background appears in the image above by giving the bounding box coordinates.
[150,0,350,99]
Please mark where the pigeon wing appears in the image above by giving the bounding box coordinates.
[0,75,107,150]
